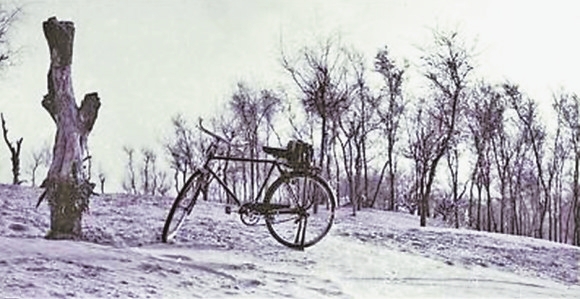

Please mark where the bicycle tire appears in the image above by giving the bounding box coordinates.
[162,170,204,243]
[263,171,335,249]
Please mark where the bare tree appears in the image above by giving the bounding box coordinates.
[141,148,155,195]
[405,98,442,225]
[1,113,23,184]
[466,81,503,231]
[413,30,473,226]
[349,49,374,210]
[122,146,137,195]
[0,4,20,69]
[282,36,351,177]
[28,142,51,187]
[165,114,197,193]
[155,170,171,196]
[480,84,521,235]
[123,146,171,196]
[370,45,406,210]
[139,147,170,196]
[38,17,101,239]
[333,48,375,215]
[504,84,551,239]
[97,170,105,194]
[549,94,569,242]
[29,149,43,187]
[398,170,419,214]
[208,112,238,204]
[509,127,532,236]
[484,87,531,236]
[229,82,282,200]
[284,97,311,142]
[444,145,468,228]
[0,5,22,184]
[553,91,580,245]
[337,111,361,214]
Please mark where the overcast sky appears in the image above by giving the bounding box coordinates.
[0,0,579,191]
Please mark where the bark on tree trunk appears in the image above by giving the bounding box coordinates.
[40,17,100,240]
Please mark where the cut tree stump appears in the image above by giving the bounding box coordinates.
[40,17,101,240]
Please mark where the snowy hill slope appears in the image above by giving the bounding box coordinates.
[0,184,578,298]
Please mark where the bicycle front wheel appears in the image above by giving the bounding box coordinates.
[264,172,336,249]
[162,170,205,243]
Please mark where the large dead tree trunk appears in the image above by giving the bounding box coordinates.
[39,17,100,240]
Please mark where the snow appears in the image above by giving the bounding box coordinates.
[0,183,578,298]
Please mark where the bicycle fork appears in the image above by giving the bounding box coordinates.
[293,176,311,248]
[293,214,307,248]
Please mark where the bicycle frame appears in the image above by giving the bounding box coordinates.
[163,119,334,248]
[199,153,287,207]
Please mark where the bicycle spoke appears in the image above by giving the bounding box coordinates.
[281,176,313,209]
[282,178,301,205]
[166,212,187,240]
[269,214,300,225]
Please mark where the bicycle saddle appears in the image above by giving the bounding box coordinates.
[263,146,288,159]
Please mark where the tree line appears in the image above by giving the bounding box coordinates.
[149,30,579,246]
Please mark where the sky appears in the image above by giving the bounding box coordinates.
[0,0,579,192]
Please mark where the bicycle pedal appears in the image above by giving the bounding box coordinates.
[225,206,232,214]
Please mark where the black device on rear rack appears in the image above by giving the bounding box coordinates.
[285,140,313,170]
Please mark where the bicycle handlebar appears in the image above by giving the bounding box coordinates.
[197,118,247,154]
[198,118,230,144]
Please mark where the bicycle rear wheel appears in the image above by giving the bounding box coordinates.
[162,170,205,243]
[264,172,335,249]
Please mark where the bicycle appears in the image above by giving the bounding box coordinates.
[161,119,336,249]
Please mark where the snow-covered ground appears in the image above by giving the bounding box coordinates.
[0,183,578,298]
